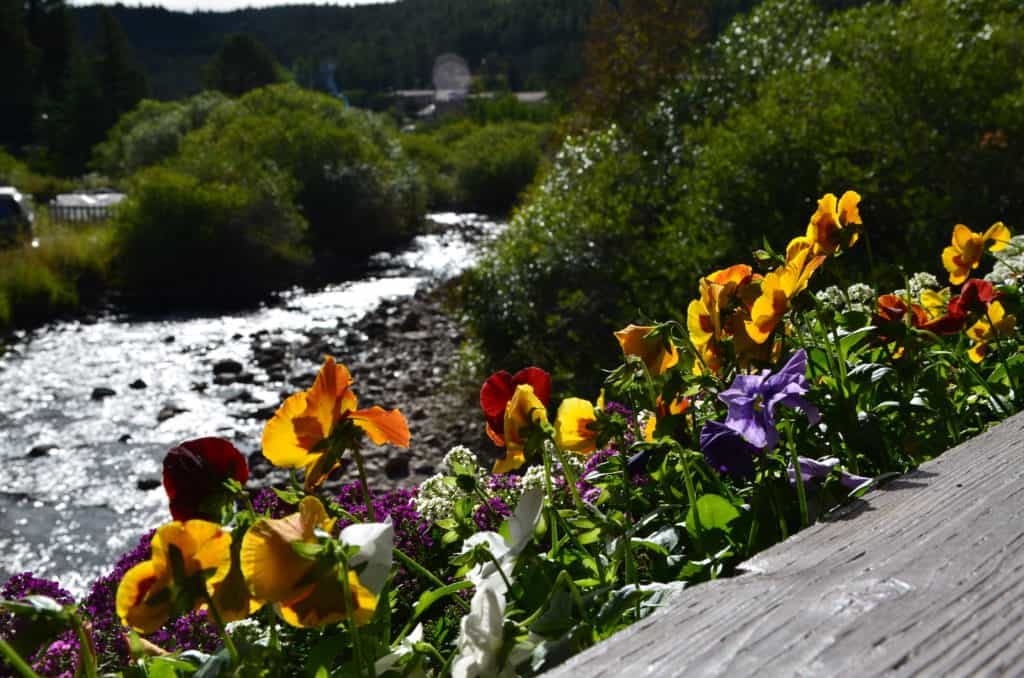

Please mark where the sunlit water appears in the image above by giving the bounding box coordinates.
[0,213,502,596]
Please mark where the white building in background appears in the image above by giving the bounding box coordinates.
[50,189,126,223]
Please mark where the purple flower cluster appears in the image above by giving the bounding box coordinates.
[485,473,522,492]
[577,448,621,504]
[473,496,512,531]
[333,483,434,558]
[0,572,76,675]
[147,608,220,654]
[251,486,295,519]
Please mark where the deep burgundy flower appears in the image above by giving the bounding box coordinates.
[719,350,820,452]
[479,367,551,445]
[162,437,249,521]
[699,421,761,480]
[949,278,1000,317]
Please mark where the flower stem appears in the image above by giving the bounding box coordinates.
[69,613,98,678]
[393,548,469,611]
[352,446,376,522]
[204,596,240,666]
[542,445,560,558]
[789,447,809,529]
[0,638,40,678]
[339,564,374,678]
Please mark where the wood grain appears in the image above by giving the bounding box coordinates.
[543,411,1024,677]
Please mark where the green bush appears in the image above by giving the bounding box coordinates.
[91,92,228,177]
[452,121,552,214]
[464,0,1024,391]
[112,166,309,307]
[173,85,426,264]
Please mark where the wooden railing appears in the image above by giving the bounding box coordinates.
[543,410,1024,676]
[49,204,117,224]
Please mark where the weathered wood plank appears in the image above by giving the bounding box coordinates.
[544,411,1024,677]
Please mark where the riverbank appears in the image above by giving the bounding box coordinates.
[244,280,491,493]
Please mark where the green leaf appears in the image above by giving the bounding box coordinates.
[146,656,200,678]
[410,580,474,622]
[686,494,740,541]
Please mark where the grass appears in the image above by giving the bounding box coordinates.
[0,210,115,330]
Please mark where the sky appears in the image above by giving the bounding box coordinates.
[70,0,395,13]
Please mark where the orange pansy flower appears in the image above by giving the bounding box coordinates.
[493,384,549,474]
[262,356,410,491]
[614,324,678,376]
[745,241,825,344]
[554,397,599,455]
[805,191,862,256]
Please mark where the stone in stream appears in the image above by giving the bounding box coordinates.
[157,403,189,422]
[27,444,58,458]
[384,456,410,479]
[212,359,244,376]
[129,378,147,390]
[91,386,116,400]
[136,478,161,491]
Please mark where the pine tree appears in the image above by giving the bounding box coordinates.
[0,0,40,151]
[204,33,284,97]
[94,7,148,131]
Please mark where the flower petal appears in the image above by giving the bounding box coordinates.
[350,406,411,447]
[984,221,1011,252]
[116,560,170,633]
[262,391,321,469]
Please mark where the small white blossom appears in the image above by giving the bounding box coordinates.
[415,473,457,524]
[908,272,940,298]
[815,285,845,310]
[846,283,876,313]
[444,445,479,473]
[375,623,426,676]
[520,465,546,492]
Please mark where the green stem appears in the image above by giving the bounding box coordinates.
[542,446,560,558]
[69,614,98,678]
[393,548,469,612]
[204,595,240,666]
[0,637,40,678]
[679,448,701,540]
[550,445,586,512]
[339,564,374,678]
[789,441,809,529]
[352,446,376,522]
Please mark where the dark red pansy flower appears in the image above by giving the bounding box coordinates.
[479,367,551,445]
[949,278,1000,318]
[162,437,249,521]
[875,294,964,336]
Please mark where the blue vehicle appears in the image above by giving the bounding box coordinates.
[0,187,33,247]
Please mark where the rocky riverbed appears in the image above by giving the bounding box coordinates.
[242,282,491,493]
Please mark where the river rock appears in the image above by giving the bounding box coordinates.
[27,444,57,458]
[129,379,147,390]
[91,386,116,400]
[157,403,188,422]
[213,359,244,376]
[385,456,410,479]
[136,478,161,491]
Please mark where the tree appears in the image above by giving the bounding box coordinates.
[204,33,285,97]
[575,0,709,126]
[94,6,148,131]
[0,0,39,151]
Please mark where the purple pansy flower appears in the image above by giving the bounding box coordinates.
[719,349,821,451]
[788,456,871,491]
[699,420,762,480]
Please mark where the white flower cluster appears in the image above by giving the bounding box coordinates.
[987,234,1024,285]
[908,272,941,297]
[815,283,876,314]
[443,445,479,474]
[520,464,547,492]
[414,473,457,524]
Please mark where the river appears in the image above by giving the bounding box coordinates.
[0,212,501,596]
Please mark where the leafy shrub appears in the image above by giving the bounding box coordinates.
[173,85,426,265]
[465,0,1024,390]
[90,92,228,177]
[452,121,552,214]
[112,166,309,307]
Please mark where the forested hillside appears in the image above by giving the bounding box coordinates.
[72,0,594,100]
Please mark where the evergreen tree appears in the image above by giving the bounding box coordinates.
[204,33,285,97]
[94,6,148,130]
[0,0,40,152]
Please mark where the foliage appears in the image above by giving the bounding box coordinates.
[467,0,1024,390]
[452,122,552,214]
[91,92,228,177]
[111,166,309,307]
[71,0,594,100]
[0,215,114,329]
[203,33,286,97]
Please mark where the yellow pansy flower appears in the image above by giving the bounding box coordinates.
[116,520,232,633]
[262,356,410,491]
[240,496,377,628]
[494,384,549,474]
[942,222,1011,285]
[554,397,598,455]
[614,324,679,376]
[805,191,862,256]
[745,241,825,344]
[966,301,1016,362]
